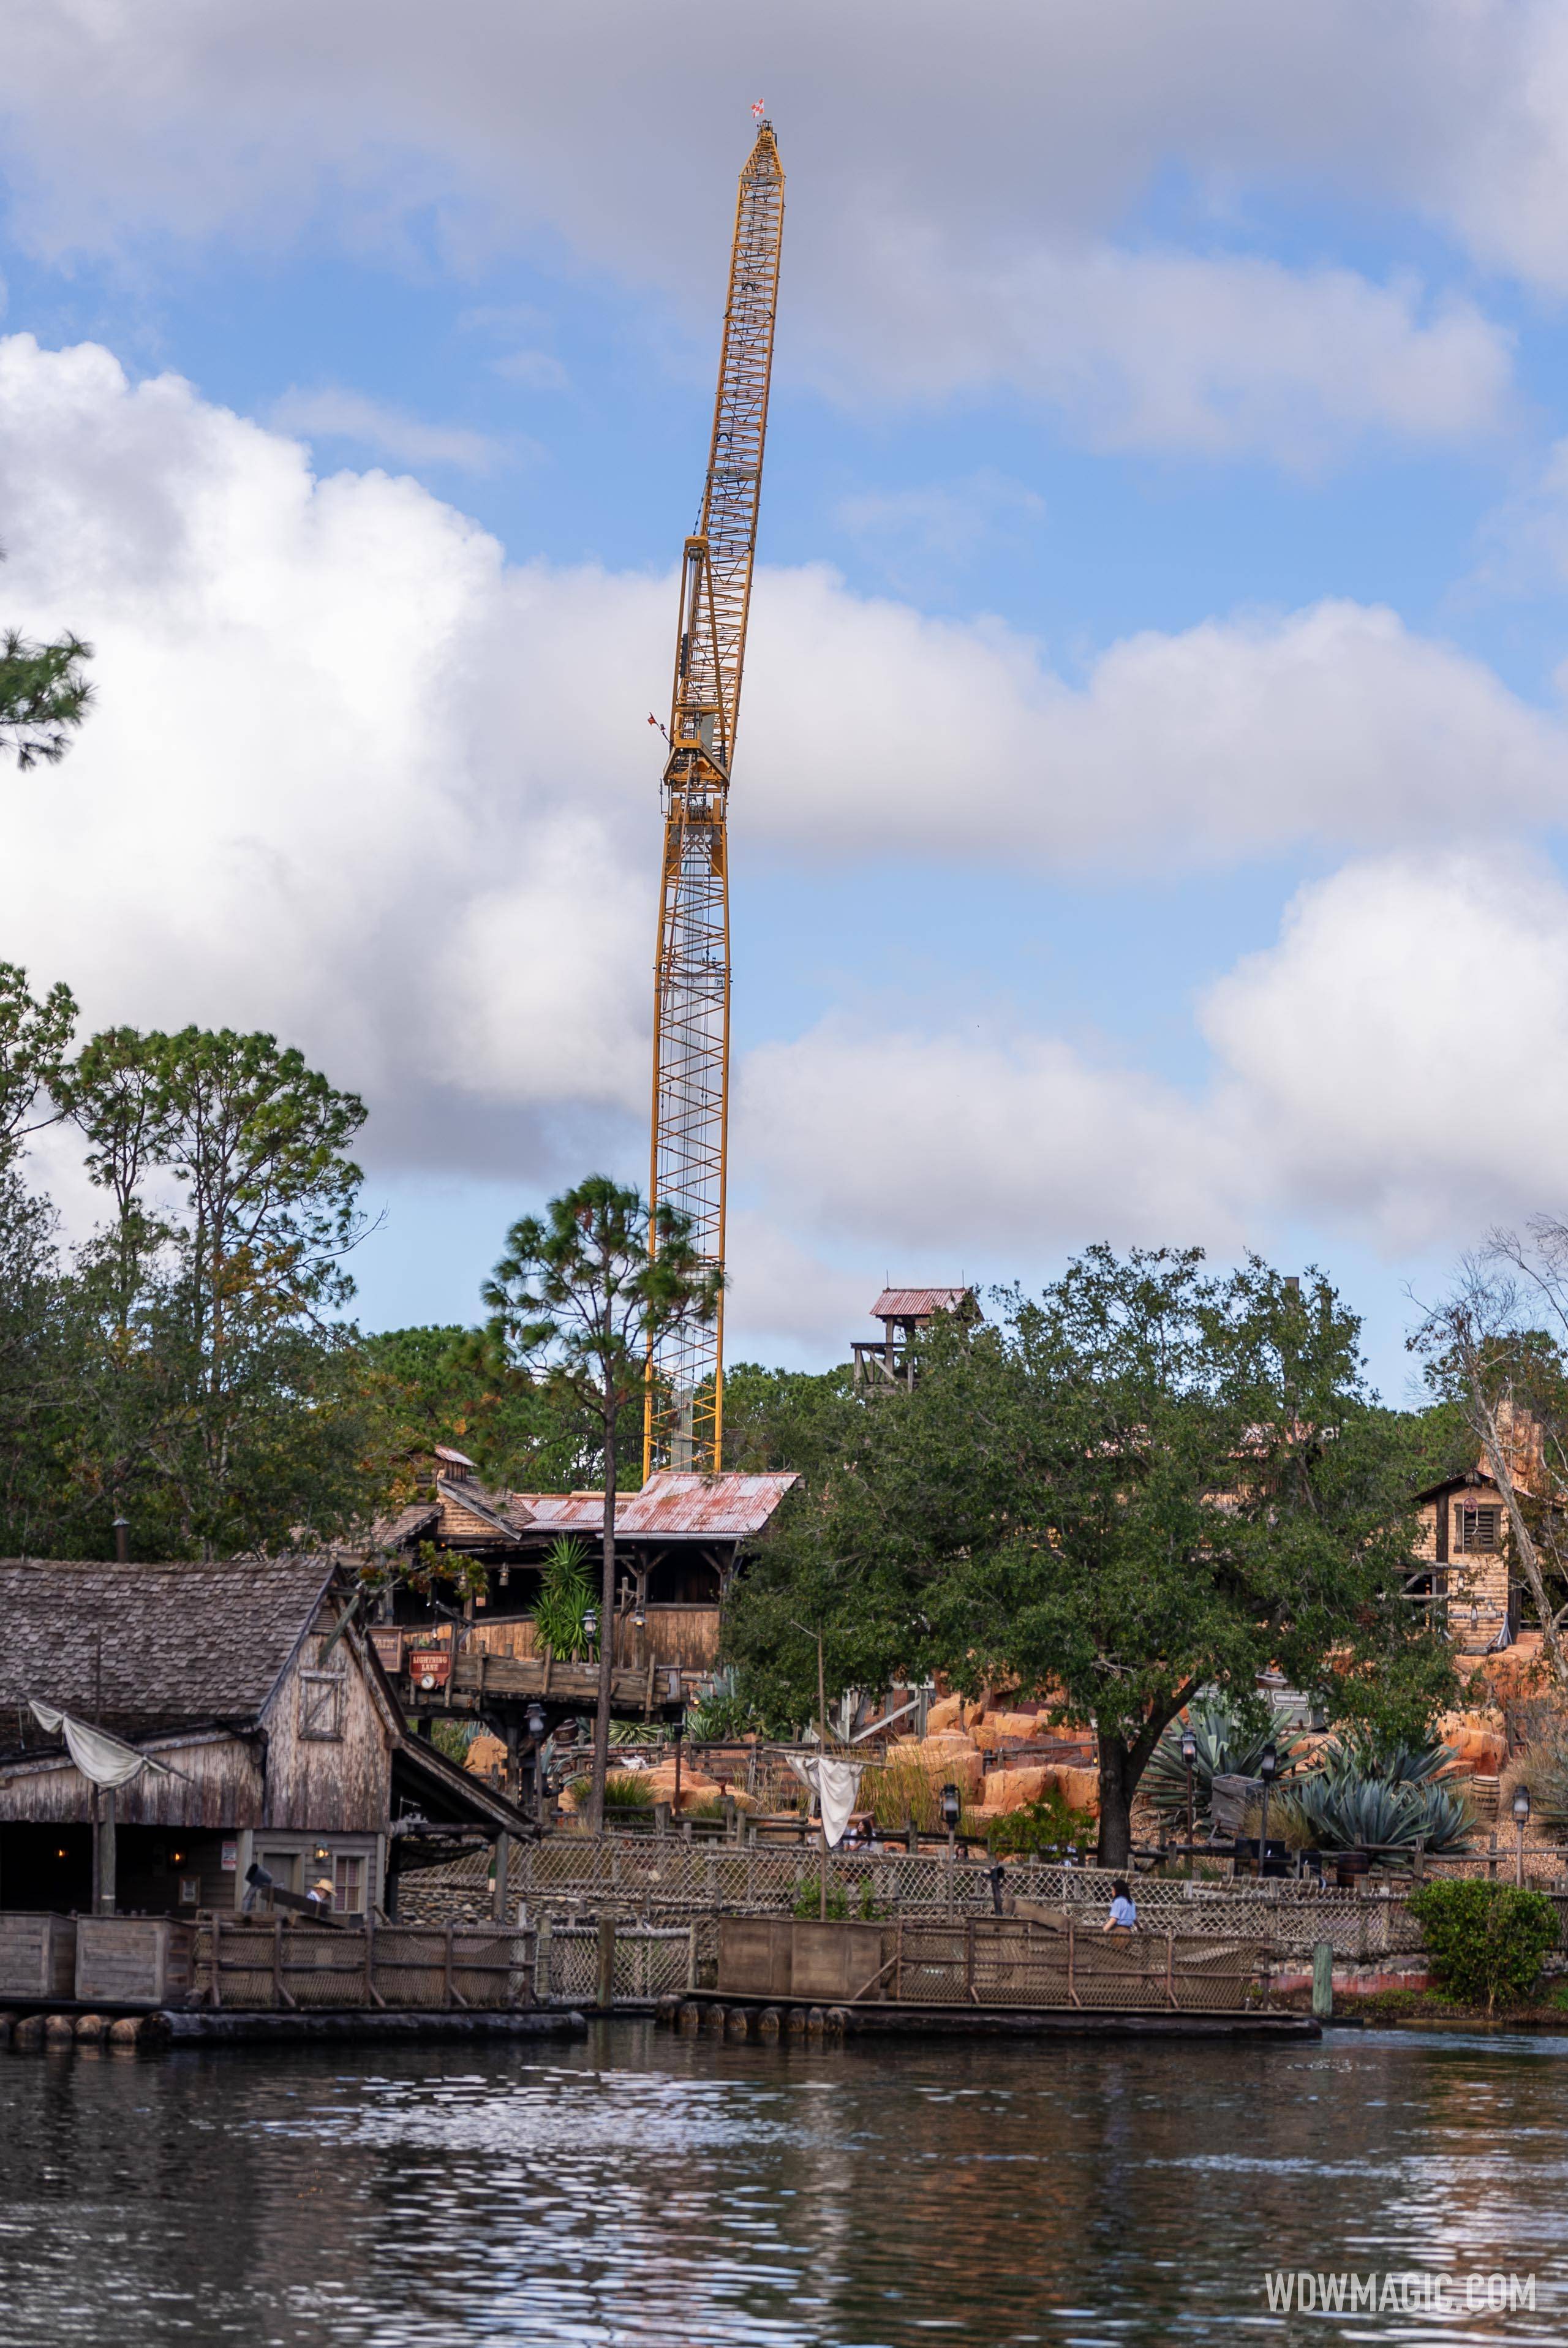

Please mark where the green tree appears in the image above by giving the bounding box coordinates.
[728,1247,1455,1865]
[0,629,92,771]
[356,1321,643,1501]
[722,1359,861,1481]
[483,1176,722,1831]
[50,1024,371,1556]
[0,963,77,1170]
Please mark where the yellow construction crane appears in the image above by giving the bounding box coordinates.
[644,116,785,1478]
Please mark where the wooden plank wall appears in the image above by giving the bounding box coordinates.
[0,1735,263,1827]
[260,1633,393,1832]
[466,1607,722,1672]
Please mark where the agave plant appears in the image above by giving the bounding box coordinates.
[1279,1770,1473,1856]
[687,1688,759,1742]
[530,1536,597,1661]
[1144,1699,1303,1825]
[1321,1731,1453,1790]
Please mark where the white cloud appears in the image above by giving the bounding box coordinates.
[0,334,659,1189]
[1199,851,1568,1249]
[0,1,1533,461]
[737,851,1568,1269]
[2,330,1565,1272]
[490,351,570,393]
[736,1027,1232,1256]
[823,243,1512,462]
[835,469,1046,592]
[269,387,502,472]
[741,575,1568,868]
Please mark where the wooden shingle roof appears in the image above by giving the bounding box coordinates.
[0,1556,339,1745]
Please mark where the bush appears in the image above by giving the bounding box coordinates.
[604,1771,655,1809]
[793,1877,850,1920]
[687,1689,760,1742]
[530,1536,596,1661]
[1407,1879,1560,2015]
[986,1789,1098,1859]
[790,1876,886,1922]
[428,1718,476,1766]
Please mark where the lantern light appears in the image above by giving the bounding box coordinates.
[1178,1728,1197,1766]
[1513,1785,1532,1825]
[940,1783,962,1832]
[1258,1741,1279,1784]
[582,1607,598,1644]
[526,1701,546,1739]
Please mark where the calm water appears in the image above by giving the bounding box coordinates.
[2,2020,1567,2346]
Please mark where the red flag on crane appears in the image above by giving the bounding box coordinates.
[752,99,765,121]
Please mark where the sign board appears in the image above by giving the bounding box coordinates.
[409,1650,451,1692]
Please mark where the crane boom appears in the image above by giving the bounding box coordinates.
[645,120,784,1476]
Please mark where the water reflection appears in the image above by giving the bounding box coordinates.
[0,2023,1566,2344]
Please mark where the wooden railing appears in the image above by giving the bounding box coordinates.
[193,1919,535,2010]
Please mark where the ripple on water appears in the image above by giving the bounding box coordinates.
[1,2025,1567,2344]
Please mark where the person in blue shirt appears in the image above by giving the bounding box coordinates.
[1103,1879,1137,1931]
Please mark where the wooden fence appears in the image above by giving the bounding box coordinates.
[397,1831,1568,1963]
[717,1913,1265,2013]
[192,1919,535,2011]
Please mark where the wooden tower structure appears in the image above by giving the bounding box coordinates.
[645,118,784,1474]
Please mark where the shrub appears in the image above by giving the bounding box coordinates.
[861,1752,956,1832]
[429,1718,476,1766]
[1502,1711,1568,1830]
[789,1876,885,1921]
[687,1689,760,1742]
[530,1537,596,1661]
[793,1877,850,1920]
[987,1789,1098,1859]
[1407,1880,1560,2014]
[603,1771,655,1810]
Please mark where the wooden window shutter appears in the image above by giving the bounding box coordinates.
[299,1670,346,1740]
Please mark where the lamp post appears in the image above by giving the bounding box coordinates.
[1179,1727,1197,1863]
[1257,1740,1279,1879]
[526,1700,546,1828]
[940,1781,961,1912]
[1513,1783,1531,1889]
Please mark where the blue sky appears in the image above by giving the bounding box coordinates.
[6,2,1568,1403]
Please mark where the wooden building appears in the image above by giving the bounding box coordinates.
[0,1557,528,1919]
[1410,1468,1519,1655]
[373,1454,797,1676]
[850,1286,978,1391]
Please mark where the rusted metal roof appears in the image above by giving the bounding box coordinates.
[509,1470,797,1542]
[871,1286,972,1321]
[434,1444,478,1471]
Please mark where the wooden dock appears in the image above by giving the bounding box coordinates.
[657,1995,1318,2042]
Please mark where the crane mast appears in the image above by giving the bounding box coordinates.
[645,120,784,1476]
